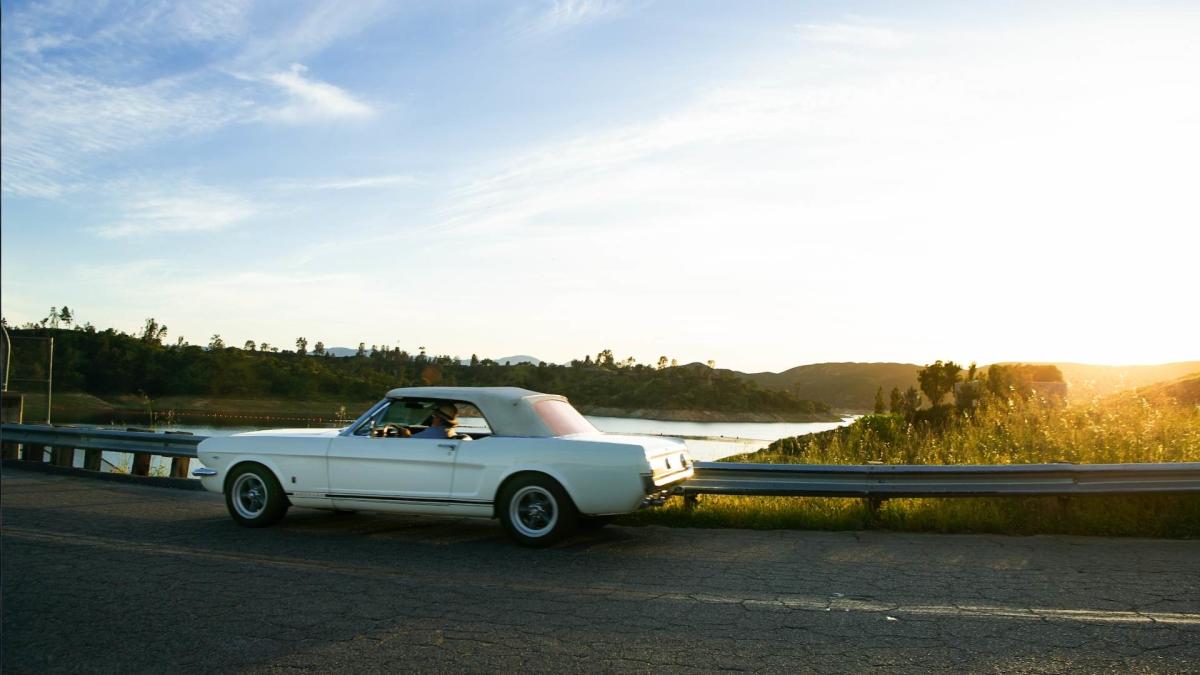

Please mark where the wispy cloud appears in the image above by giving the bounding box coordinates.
[1,0,385,197]
[797,19,910,50]
[513,0,626,37]
[262,63,374,122]
[95,184,256,238]
[278,174,418,191]
[0,65,251,197]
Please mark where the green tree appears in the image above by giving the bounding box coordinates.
[470,353,479,367]
[244,340,257,351]
[209,334,225,350]
[295,337,308,356]
[918,360,962,407]
[902,386,921,417]
[141,318,168,344]
[889,387,903,414]
[313,341,326,356]
[58,306,73,327]
[657,356,669,370]
[873,386,886,414]
[357,343,367,358]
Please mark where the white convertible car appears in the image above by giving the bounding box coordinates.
[195,387,694,546]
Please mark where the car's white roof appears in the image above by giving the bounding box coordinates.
[384,386,568,436]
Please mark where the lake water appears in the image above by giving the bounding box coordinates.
[67,414,857,473]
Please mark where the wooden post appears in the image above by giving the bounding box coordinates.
[130,453,152,476]
[21,443,46,462]
[51,446,74,467]
[170,457,190,478]
[164,431,194,479]
[84,449,103,471]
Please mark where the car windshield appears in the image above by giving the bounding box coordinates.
[534,399,597,436]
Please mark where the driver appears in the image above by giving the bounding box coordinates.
[411,402,458,439]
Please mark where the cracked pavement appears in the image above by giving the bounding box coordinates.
[2,468,1198,673]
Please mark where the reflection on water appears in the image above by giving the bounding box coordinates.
[66,414,857,470]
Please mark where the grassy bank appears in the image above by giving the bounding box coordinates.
[626,392,1200,537]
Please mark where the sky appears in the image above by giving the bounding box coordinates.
[2,0,1198,373]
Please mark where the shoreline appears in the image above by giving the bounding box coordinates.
[33,393,844,426]
[576,406,845,424]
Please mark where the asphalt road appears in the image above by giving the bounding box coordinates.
[3,468,1198,673]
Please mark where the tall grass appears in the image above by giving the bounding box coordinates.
[729,393,1200,466]
[624,394,1200,537]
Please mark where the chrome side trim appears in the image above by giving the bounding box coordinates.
[192,467,219,477]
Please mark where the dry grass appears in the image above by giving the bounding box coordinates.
[623,393,1200,537]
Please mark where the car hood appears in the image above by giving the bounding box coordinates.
[233,428,344,438]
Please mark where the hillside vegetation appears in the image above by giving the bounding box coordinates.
[737,362,921,410]
[727,360,1200,411]
[4,325,832,421]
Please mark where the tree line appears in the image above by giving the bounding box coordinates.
[3,313,830,416]
[871,359,1065,421]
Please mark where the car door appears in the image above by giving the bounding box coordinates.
[326,401,457,508]
[327,434,458,507]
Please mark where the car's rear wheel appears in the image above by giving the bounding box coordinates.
[499,475,577,547]
[225,463,289,528]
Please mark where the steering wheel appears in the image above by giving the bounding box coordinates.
[372,423,410,438]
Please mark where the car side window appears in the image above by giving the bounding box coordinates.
[353,400,493,437]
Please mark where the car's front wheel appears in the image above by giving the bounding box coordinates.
[225,463,289,528]
[499,475,577,547]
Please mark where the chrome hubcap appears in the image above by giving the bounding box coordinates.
[510,486,557,537]
[232,474,268,518]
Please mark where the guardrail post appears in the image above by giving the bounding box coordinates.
[83,448,103,471]
[51,445,75,468]
[130,453,152,476]
[864,496,887,523]
[166,431,193,478]
[170,457,190,478]
[683,493,699,510]
[0,441,18,460]
[21,443,46,462]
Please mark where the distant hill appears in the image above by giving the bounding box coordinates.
[1135,372,1200,405]
[1007,362,1200,398]
[323,348,544,366]
[495,355,542,366]
[729,360,1200,410]
[733,362,921,411]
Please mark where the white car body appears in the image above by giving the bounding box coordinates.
[196,387,694,523]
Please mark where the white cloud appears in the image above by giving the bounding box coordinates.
[95,184,256,238]
[263,63,374,122]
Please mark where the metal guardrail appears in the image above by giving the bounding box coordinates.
[2,424,1199,498]
[1,424,206,458]
[685,461,1200,498]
